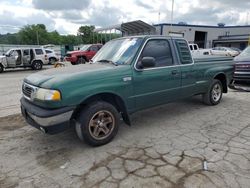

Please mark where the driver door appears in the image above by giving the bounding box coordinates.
[87,45,99,60]
[132,38,181,110]
[6,50,16,67]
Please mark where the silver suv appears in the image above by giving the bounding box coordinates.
[0,48,49,73]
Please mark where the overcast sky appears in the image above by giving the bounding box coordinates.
[0,0,250,35]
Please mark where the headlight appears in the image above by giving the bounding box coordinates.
[33,88,61,101]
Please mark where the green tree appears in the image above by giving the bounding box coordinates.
[77,25,95,44]
[48,31,62,45]
[0,33,21,44]
[18,24,49,45]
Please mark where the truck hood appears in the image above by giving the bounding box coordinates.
[67,50,86,54]
[0,55,5,59]
[234,55,250,62]
[24,63,115,87]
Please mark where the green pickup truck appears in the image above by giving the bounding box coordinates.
[21,36,234,146]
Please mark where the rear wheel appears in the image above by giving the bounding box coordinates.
[31,61,43,70]
[203,79,223,105]
[77,57,86,64]
[75,101,120,146]
[0,64,4,73]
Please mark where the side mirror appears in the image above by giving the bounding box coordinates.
[141,57,156,68]
[2,53,5,56]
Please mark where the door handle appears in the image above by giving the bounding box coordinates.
[171,70,178,75]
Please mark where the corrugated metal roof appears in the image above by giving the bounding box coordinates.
[121,20,156,33]
[94,20,156,35]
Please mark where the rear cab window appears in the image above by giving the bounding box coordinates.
[175,39,193,65]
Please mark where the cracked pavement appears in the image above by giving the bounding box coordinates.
[0,67,53,118]
[0,90,250,188]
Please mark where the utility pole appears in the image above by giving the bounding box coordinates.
[170,0,174,32]
[246,12,249,25]
[36,30,39,45]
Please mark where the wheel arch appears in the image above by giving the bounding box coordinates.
[214,73,227,93]
[77,55,87,61]
[49,57,57,61]
[71,92,131,125]
[31,59,44,65]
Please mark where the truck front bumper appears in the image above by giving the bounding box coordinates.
[20,97,75,134]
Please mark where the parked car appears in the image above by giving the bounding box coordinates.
[45,49,59,64]
[65,44,102,65]
[0,48,48,73]
[189,43,211,56]
[210,47,240,57]
[230,46,250,91]
[21,36,234,146]
[230,47,242,54]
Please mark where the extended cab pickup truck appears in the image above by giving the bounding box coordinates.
[21,36,234,146]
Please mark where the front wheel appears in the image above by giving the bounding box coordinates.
[0,64,4,73]
[77,57,86,64]
[75,101,120,146]
[203,79,223,105]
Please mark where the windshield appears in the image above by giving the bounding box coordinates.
[80,45,91,51]
[238,46,250,57]
[5,49,12,56]
[92,37,143,65]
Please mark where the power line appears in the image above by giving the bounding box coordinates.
[0,25,21,29]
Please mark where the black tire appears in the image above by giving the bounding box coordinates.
[31,61,43,70]
[0,64,4,73]
[75,101,120,146]
[49,57,57,64]
[77,57,86,64]
[203,79,223,105]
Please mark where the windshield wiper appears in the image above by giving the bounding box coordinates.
[97,59,118,66]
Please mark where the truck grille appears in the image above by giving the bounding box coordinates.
[22,83,37,100]
[235,64,250,72]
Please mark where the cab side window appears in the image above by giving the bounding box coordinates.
[23,49,30,56]
[138,39,173,69]
[90,46,99,52]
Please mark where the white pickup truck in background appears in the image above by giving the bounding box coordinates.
[189,43,211,56]
[189,44,240,57]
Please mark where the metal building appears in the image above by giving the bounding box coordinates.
[154,23,250,49]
